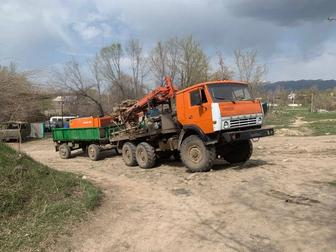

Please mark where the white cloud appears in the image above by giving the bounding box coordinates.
[73,23,102,40]
[0,0,335,81]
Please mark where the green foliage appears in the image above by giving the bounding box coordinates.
[308,121,336,136]
[179,35,209,87]
[100,42,123,59]
[329,181,336,187]
[0,143,102,251]
[265,107,336,136]
[264,106,299,127]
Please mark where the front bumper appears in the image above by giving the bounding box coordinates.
[221,127,274,143]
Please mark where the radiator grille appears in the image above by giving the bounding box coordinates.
[230,117,258,128]
[222,114,263,129]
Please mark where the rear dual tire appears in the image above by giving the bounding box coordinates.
[136,142,156,169]
[122,142,157,169]
[122,142,137,166]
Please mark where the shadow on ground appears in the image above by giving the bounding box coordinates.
[70,149,119,160]
[157,157,271,172]
[212,159,271,171]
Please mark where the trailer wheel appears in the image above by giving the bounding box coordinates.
[88,144,100,161]
[180,135,215,172]
[136,142,156,169]
[122,142,137,166]
[223,140,253,164]
[59,144,71,159]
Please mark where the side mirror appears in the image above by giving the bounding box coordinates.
[262,102,268,115]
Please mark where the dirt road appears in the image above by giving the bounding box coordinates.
[19,136,336,252]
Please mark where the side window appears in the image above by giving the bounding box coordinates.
[190,89,207,106]
[190,90,201,106]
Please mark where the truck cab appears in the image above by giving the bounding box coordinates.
[171,81,273,172]
[176,81,265,134]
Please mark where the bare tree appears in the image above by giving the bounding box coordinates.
[149,36,208,87]
[149,41,168,85]
[165,38,179,84]
[56,59,105,117]
[210,51,234,81]
[99,43,126,98]
[178,36,209,87]
[234,49,267,96]
[149,38,180,86]
[126,39,147,97]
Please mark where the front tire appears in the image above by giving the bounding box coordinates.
[223,140,253,164]
[122,142,137,166]
[136,142,156,169]
[180,135,215,172]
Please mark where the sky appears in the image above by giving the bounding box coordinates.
[0,0,336,82]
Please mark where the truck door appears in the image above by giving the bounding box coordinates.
[184,87,213,134]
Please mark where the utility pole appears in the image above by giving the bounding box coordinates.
[310,93,314,112]
[61,99,64,128]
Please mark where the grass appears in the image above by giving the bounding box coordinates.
[0,143,102,251]
[264,107,298,128]
[308,121,336,136]
[329,181,336,187]
[265,106,336,136]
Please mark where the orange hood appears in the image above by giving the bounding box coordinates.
[218,100,263,117]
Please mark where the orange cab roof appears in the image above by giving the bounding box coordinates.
[176,80,248,94]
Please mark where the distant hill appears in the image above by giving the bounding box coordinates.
[263,80,336,91]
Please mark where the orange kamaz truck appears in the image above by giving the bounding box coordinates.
[109,77,274,172]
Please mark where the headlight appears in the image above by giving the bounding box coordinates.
[256,116,263,124]
[222,120,230,129]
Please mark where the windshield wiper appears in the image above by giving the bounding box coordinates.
[236,97,253,101]
[213,95,227,100]
[214,96,236,103]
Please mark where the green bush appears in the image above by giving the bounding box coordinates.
[0,143,102,251]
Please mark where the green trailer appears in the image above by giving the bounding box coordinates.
[52,126,119,161]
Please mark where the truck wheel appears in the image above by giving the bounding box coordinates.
[88,144,100,161]
[180,135,215,172]
[223,140,253,164]
[122,142,137,166]
[59,144,71,159]
[136,142,156,169]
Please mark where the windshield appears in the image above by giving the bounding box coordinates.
[207,83,252,102]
